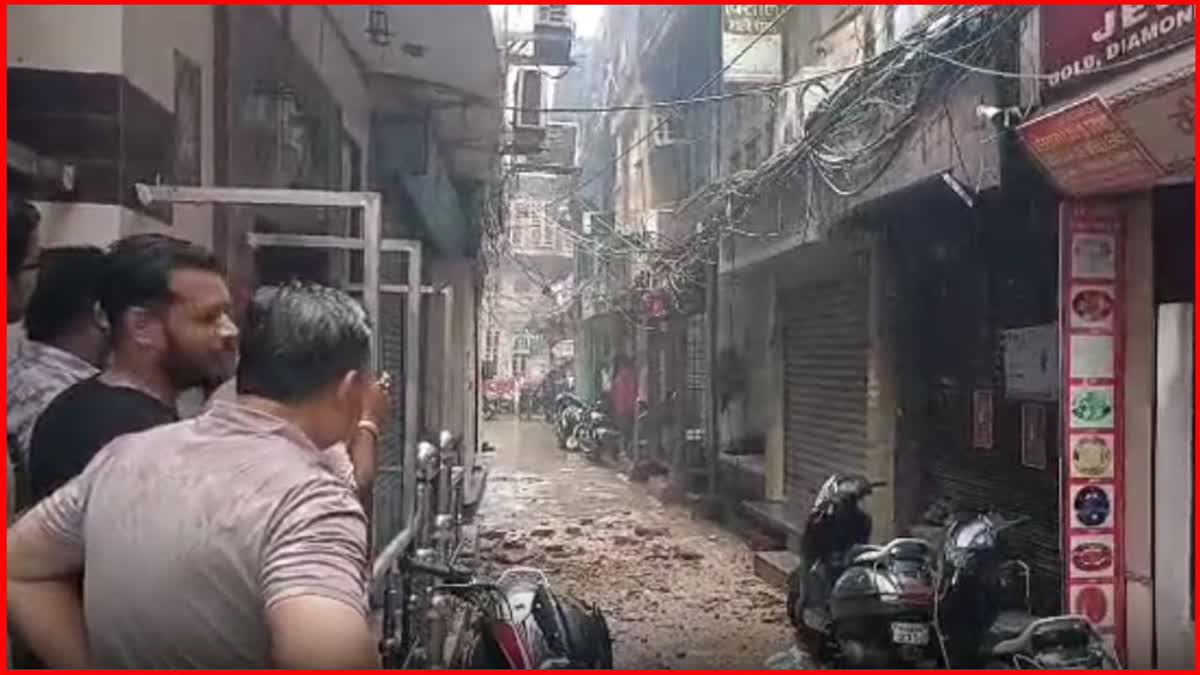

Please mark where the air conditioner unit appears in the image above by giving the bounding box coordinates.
[582,211,597,235]
[535,5,570,29]
[512,68,546,130]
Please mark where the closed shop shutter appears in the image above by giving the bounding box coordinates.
[781,277,869,514]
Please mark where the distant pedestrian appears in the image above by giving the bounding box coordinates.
[609,353,639,456]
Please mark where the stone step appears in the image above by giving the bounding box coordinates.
[754,549,803,591]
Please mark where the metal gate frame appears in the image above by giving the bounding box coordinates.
[135,184,422,580]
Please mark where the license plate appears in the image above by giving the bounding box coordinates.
[891,622,930,646]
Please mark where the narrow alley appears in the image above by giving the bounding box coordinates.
[473,419,793,669]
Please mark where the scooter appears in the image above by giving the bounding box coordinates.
[554,393,586,451]
[572,402,622,463]
[786,474,940,668]
[934,510,1120,669]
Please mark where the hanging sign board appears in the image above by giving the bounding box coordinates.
[1019,96,1164,197]
[1038,5,1195,102]
[722,5,783,83]
[1110,71,1196,177]
[1059,201,1125,662]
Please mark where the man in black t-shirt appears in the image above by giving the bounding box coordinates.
[28,234,239,502]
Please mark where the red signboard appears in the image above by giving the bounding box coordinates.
[1059,201,1125,662]
[1040,5,1195,101]
[1019,97,1163,197]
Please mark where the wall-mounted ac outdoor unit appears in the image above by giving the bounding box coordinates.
[512,68,547,130]
[535,5,570,29]
[533,5,573,65]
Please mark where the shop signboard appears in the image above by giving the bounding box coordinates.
[1059,201,1125,661]
[722,5,783,83]
[1039,5,1195,102]
[1019,96,1164,197]
[1110,71,1196,177]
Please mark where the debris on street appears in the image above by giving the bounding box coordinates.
[474,420,793,669]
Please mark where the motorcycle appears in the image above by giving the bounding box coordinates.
[786,474,940,668]
[379,432,611,669]
[934,510,1120,669]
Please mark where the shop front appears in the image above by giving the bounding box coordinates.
[1019,5,1195,667]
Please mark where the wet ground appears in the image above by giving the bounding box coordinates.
[472,418,794,669]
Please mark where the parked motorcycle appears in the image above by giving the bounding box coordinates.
[379,432,611,669]
[934,510,1120,669]
[786,474,940,668]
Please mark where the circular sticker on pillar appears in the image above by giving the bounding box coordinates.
[1071,435,1114,478]
[1072,585,1113,627]
[1069,533,1115,578]
[1070,386,1115,429]
[1070,287,1116,328]
[1073,485,1113,528]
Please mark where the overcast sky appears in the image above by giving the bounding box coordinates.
[490,5,605,38]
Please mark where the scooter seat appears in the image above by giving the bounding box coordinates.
[989,614,1090,658]
[988,611,1035,640]
[847,544,884,564]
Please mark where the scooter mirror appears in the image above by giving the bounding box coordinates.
[417,441,440,471]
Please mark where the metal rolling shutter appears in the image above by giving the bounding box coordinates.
[781,278,869,514]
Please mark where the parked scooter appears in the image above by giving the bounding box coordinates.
[786,474,940,668]
[554,393,586,451]
[572,401,622,463]
[933,510,1120,669]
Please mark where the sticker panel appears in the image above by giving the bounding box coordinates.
[1069,433,1116,479]
[1070,483,1116,530]
[1069,533,1116,579]
[1069,385,1115,429]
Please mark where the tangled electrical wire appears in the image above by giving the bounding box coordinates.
[682,5,1030,223]
[485,5,1032,333]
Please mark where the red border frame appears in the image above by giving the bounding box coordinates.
[1059,200,1126,661]
[3,3,1198,674]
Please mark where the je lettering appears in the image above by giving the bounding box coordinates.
[1092,5,1154,42]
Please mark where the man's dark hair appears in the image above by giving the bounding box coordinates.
[100,234,221,334]
[26,246,107,343]
[7,195,40,280]
[237,282,373,403]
